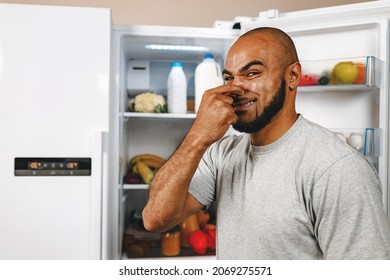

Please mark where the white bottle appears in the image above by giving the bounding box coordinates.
[167,61,187,114]
[194,53,224,112]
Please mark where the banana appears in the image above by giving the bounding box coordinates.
[142,158,166,169]
[135,161,155,184]
[130,154,166,166]
[131,158,164,174]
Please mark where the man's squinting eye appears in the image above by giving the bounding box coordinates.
[247,70,260,77]
[223,75,234,82]
[223,69,262,83]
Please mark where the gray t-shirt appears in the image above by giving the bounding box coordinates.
[189,115,390,259]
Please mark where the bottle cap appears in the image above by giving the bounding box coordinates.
[204,53,214,59]
[171,61,183,67]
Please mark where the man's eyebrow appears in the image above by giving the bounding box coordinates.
[241,60,264,71]
[222,69,232,76]
[222,60,265,76]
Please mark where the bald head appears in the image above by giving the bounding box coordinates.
[238,27,299,68]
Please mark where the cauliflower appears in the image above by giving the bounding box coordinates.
[128,92,167,113]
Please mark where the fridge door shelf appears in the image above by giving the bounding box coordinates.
[332,127,382,157]
[298,84,379,92]
[364,128,382,157]
[298,56,382,91]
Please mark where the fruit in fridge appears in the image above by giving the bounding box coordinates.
[125,153,167,184]
[353,62,366,84]
[332,61,359,84]
[188,230,209,254]
[298,74,319,86]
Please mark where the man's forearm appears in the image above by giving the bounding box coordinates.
[142,131,208,232]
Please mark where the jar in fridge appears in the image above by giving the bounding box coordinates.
[161,226,181,256]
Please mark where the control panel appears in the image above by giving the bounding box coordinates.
[14,158,91,176]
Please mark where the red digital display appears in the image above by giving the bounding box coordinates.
[27,161,79,170]
[28,162,43,170]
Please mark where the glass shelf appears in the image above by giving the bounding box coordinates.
[123,112,196,119]
[123,183,149,190]
[122,248,216,260]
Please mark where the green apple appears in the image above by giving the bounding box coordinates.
[332,61,359,84]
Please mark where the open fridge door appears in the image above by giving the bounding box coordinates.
[0,4,111,259]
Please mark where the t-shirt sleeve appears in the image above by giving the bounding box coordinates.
[188,143,218,208]
[312,153,390,259]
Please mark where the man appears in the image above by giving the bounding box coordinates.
[142,27,390,259]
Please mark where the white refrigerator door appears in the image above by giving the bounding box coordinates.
[0,4,111,259]
[241,1,390,218]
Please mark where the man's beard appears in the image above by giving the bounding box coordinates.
[232,79,286,133]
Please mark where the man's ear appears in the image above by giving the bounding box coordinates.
[287,62,301,91]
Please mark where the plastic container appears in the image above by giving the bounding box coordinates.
[298,56,382,88]
[194,53,224,112]
[167,61,187,114]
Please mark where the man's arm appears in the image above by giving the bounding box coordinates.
[142,84,242,232]
[142,133,208,232]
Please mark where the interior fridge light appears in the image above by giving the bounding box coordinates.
[145,44,209,52]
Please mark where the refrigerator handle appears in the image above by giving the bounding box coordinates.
[91,131,109,260]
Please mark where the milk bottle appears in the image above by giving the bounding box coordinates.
[194,53,224,112]
[167,61,187,114]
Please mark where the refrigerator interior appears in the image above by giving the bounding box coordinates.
[112,25,239,259]
[112,12,390,259]
[242,16,389,216]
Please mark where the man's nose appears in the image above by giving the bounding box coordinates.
[231,75,245,87]
[228,88,245,98]
[229,78,245,96]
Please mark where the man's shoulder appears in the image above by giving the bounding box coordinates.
[297,117,376,176]
[298,117,353,154]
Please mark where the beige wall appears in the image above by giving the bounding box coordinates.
[0,0,375,27]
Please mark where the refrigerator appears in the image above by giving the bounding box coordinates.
[0,0,389,260]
